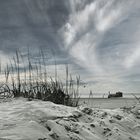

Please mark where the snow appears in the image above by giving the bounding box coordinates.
[0,98,140,140]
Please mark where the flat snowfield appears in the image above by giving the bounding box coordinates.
[0,98,140,140]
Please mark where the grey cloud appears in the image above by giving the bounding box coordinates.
[0,0,70,56]
[1,0,140,94]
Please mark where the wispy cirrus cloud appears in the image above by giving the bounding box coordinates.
[60,0,131,71]
[59,0,140,93]
[1,0,140,93]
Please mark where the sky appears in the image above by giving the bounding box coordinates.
[0,0,140,95]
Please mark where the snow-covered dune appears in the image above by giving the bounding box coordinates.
[0,98,140,140]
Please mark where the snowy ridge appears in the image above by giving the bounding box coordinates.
[0,98,140,140]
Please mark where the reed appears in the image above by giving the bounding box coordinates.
[0,49,80,107]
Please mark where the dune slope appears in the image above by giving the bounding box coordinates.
[0,98,140,140]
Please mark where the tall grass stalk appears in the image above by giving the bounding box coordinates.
[0,49,81,107]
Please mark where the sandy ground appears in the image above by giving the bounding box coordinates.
[79,98,138,109]
[0,98,140,140]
